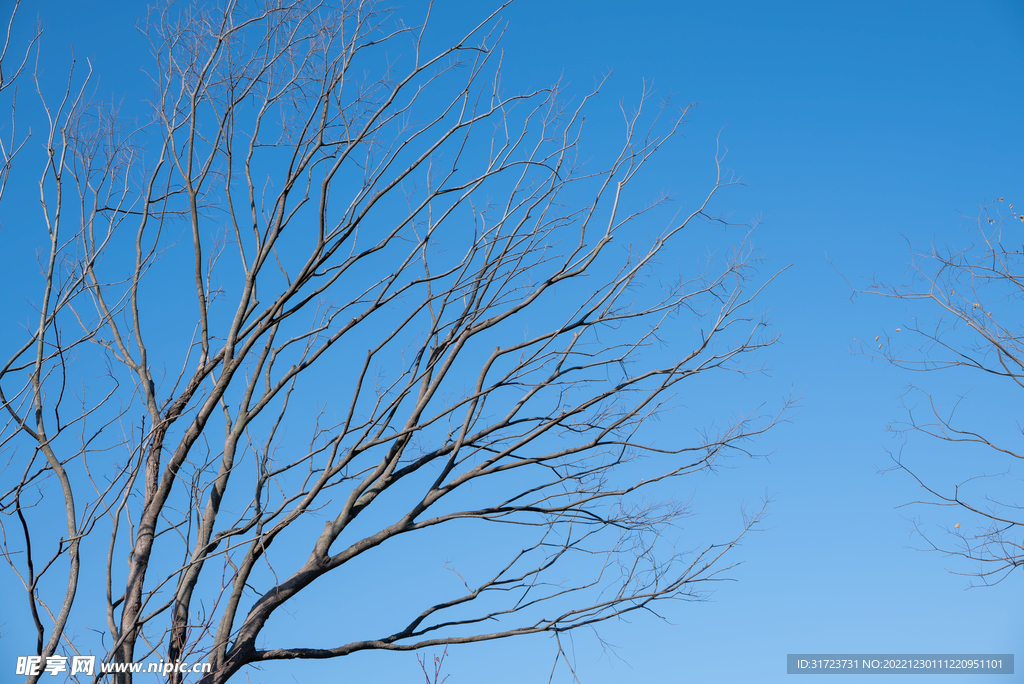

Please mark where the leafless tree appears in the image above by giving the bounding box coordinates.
[0,1,784,682]
[857,198,1024,586]
[418,646,449,684]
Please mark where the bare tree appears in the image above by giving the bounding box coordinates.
[0,1,784,682]
[857,198,1024,586]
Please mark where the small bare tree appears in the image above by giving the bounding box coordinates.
[0,1,784,682]
[858,198,1024,586]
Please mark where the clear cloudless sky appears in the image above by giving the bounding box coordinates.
[4,1,1023,682]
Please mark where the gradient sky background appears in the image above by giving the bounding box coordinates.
[3,1,1023,682]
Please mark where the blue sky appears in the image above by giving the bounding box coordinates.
[488,3,1024,682]
[2,1,1022,682]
